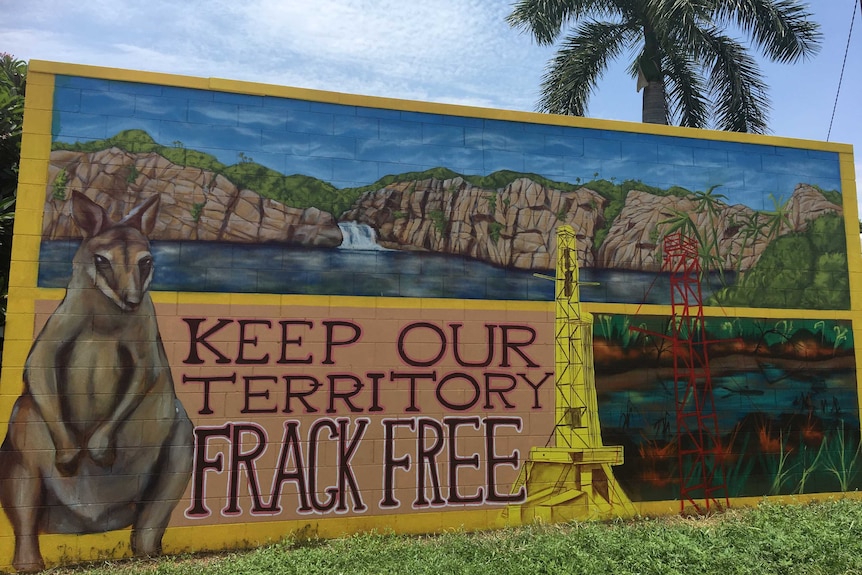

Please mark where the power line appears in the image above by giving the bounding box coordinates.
[827,0,860,141]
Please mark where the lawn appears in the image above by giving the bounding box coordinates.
[54,499,862,575]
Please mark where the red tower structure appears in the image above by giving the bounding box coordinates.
[637,231,729,513]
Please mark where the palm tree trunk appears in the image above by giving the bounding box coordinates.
[642,80,668,125]
[639,24,667,126]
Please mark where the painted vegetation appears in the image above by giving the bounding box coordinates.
[44,130,848,308]
[594,314,859,501]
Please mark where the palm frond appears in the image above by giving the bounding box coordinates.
[700,28,771,133]
[513,0,817,132]
[714,0,821,63]
[661,50,710,128]
[538,20,635,115]
[646,0,713,37]
[507,0,620,44]
[640,1,712,128]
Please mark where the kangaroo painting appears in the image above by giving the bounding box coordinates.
[0,191,194,572]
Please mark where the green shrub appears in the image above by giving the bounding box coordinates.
[489,221,503,243]
[52,168,68,201]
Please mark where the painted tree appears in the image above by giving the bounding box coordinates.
[508,0,821,133]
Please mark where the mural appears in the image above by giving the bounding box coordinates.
[38,74,848,309]
[595,313,858,502]
[0,192,193,572]
[503,226,633,523]
[1,63,858,570]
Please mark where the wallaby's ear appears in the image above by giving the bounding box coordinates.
[121,194,160,236]
[71,191,109,238]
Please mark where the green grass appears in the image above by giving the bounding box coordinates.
[53,500,862,575]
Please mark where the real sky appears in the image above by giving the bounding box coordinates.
[3,0,860,211]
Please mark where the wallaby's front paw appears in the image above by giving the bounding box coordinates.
[55,447,82,476]
[87,431,116,467]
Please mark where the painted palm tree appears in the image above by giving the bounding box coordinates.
[507,0,821,132]
[762,193,792,240]
[657,208,719,278]
[655,185,729,279]
[734,210,766,275]
[691,185,729,276]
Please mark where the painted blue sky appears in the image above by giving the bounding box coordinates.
[5,0,862,212]
[53,75,840,212]
[5,0,859,213]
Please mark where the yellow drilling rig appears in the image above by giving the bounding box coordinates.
[503,225,635,523]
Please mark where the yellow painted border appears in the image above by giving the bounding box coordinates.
[1,71,54,416]
[16,489,862,569]
[635,490,862,517]
[4,59,859,571]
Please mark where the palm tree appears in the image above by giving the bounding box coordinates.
[507,0,821,132]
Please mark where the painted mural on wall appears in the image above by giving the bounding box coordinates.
[38,75,848,309]
[593,313,859,502]
[1,192,194,572]
[25,272,565,562]
[2,65,859,571]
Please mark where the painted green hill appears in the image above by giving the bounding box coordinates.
[53,130,342,214]
[52,130,697,225]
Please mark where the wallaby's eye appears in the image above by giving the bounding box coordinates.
[139,256,153,278]
[94,254,111,270]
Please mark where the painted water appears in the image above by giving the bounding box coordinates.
[337,221,392,252]
[598,364,861,500]
[37,223,734,303]
[599,367,860,437]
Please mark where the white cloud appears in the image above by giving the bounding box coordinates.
[1,0,859,192]
[204,0,551,110]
